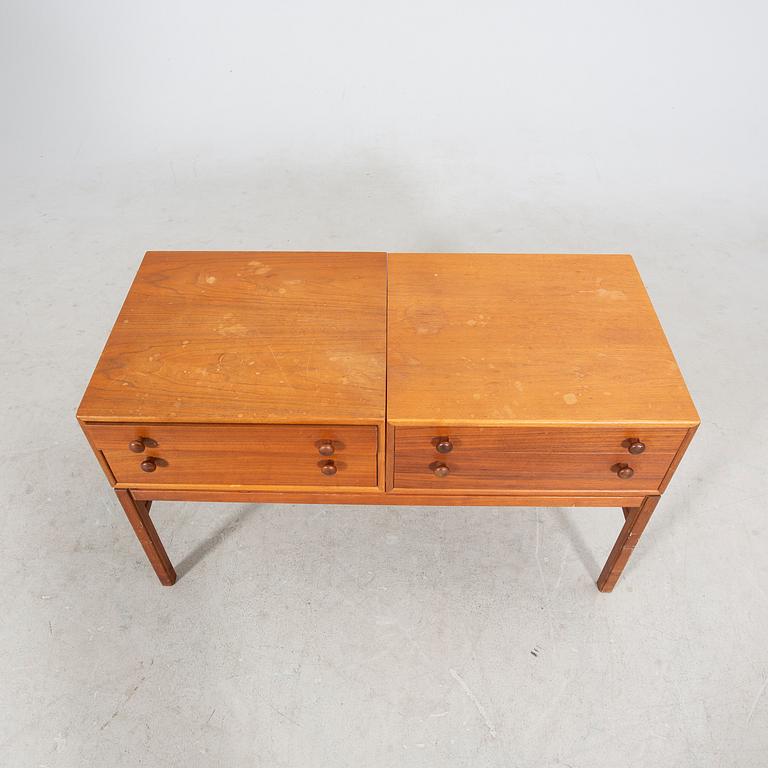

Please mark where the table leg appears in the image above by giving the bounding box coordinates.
[115,489,177,586]
[597,495,660,592]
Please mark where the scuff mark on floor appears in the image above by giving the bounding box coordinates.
[449,668,497,738]
[746,675,768,726]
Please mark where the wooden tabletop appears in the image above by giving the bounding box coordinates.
[77,252,387,424]
[387,253,699,426]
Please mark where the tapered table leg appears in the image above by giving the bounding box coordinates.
[597,495,660,592]
[115,489,177,585]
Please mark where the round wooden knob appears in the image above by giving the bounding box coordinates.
[140,457,157,473]
[435,437,453,454]
[320,460,337,476]
[318,441,335,456]
[433,463,450,478]
[129,437,157,453]
[615,463,634,479]
[627,439,646,455]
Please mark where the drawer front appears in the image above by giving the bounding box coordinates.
[393,426,686,491]
[86,424,378,488]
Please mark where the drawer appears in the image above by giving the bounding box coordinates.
[85,423,378,488]
[393,426,686,492]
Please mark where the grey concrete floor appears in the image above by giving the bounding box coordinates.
[1,172,766,767]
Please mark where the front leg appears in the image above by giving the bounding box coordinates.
[115,489,177,585]
[597,495,660,592]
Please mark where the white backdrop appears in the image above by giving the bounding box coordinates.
[3,1,766,246]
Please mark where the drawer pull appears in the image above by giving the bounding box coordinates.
[433,463,450,478]
[318,441,335,457]
[320,460,337,476]
[140,457,158,473]
[435,437,453,454]
[627,439,646,455]
[614,463,634,479]
[129,437,157,453]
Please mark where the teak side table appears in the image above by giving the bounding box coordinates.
[77,252,699,591]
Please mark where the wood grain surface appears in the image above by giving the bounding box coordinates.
[393,425,688,454]
[86,423,378,488]
[78,251,699,590]
[387,253,700,426]
[115,490,176,585]
[597,495,661,591]
[393,451,673,492]
[131,488,650,508]
[77,252,386,424]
